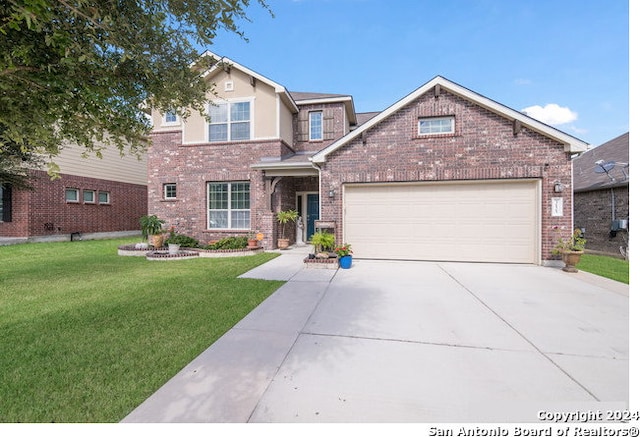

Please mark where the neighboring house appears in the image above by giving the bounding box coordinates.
[0,144,147,242]
[573,132,629,256]
[148,53,588,264]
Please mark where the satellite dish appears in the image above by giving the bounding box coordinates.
[594,161,616,173]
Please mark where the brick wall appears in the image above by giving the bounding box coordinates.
[574,186,629,255]
[319,88,573,261]
[293,102,349,153]
[0,169,147,238]
[148,131,290,247]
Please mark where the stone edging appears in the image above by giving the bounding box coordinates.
[117,245,264,260]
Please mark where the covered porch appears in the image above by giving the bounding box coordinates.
[252,154,322,247]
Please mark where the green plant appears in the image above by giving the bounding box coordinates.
[206,236,249,250]
[552,229,587,254]
[165,233,200,247]
[139,215,165,240]
[335,244,353,257]
[276,210,299,238]
[310,231,335,252]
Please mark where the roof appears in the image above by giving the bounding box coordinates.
[573,132,629,192]
[199,51,298,113]
[312,76,590,163]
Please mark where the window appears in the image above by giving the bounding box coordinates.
[164,183,177,199]
[0,184,11,222]
[83,190,96,203]
[309,111,323,141]
[208,101,251,142]
[65,188,79,202]
[207,182,250,229]
[98,191,110,204]
[164,110,178,124]
[418,116,455,135]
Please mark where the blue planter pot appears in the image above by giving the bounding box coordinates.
[339,255,352,269]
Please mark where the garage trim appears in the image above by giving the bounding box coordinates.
[343,179,541,264]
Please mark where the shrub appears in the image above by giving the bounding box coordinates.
[165,234,200,248]
[206,236,248,250]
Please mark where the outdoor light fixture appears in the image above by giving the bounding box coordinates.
[553,181,564,193]
[328,190,335,198]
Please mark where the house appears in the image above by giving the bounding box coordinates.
[147,53,588,264]
[573,132,629,256]
[0,144,147,243]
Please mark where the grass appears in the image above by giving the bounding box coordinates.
[578,253,629,284]
[0,238,283,423]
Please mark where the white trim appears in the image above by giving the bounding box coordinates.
[312,76,589,163]
[309,110,323,141]
[418,116,455,135]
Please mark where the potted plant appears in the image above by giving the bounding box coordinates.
[552,229,587,272]
[140,215,165,249]
[276,210,299,249]
[310,231,335,254]
[247,231,259,248]
[165,227,181,255]
[335,244,353,269]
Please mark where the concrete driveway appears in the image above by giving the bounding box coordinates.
[123,248,629,423]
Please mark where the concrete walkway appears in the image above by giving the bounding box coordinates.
[123,249,629,423]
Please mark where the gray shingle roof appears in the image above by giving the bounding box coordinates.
[573,132,629,192]
[289,91,351,102]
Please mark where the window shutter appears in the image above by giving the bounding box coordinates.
[2,185,12,222]
[323,112,334,140]
[297,115,309,142]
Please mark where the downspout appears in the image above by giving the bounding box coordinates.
[611,188,616,222]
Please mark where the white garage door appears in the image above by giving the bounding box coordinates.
[343,180,539,263]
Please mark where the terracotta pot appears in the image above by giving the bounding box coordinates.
[247,239,259,248]
[151,234,164,249]
[562,251,583,272]
[277,238,290,249]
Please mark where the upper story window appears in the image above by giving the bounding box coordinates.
[309,111,323,141]
[162,109,180,126]
[418,116,455,135]
[208,101,251,142]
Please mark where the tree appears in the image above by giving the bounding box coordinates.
[0,0,271,176]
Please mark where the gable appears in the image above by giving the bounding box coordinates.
[312,76,588,163]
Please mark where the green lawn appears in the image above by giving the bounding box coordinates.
[578,253,629,284]
[0,238,283,423]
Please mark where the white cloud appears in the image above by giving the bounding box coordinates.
[521,103,578,125]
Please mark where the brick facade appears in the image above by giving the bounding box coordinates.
[318,88,573,261]
[0,169,147,239]
[146,65,582,260]
[147,130,296,247]
[574,186,629,255]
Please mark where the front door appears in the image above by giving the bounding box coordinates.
[306,193,319,240]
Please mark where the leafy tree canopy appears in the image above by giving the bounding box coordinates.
[0,0,271,181]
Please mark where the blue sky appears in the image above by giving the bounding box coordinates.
[203,0,629,148]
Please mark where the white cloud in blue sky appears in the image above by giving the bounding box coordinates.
[521,103,578,126]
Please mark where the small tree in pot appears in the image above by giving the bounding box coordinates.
[276,210,299,249]
[552,229,587,272]
[140,215,165,248]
